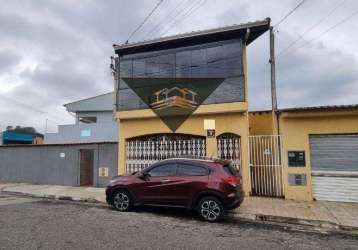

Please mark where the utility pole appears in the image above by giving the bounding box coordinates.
[45,118,48,134]
[269,27,278,112]
[110,56,119,114]
[269,27,279,135]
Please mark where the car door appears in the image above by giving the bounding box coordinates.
[137,163,178,205]
[169,163,210,207]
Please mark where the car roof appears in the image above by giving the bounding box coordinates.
[153,157,230,166]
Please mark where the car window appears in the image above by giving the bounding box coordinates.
[223,163,240,177]
[177,164,208,176]
[148,164,176,177]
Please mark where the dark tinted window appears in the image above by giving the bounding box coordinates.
[177,164,208,176]
[175,50,191,77]
[148,164,176,177]
[119,60,132,78]
[117,39,244,112]
[79,116,97,124]
[223,163,240,176]
[120,39,242,80]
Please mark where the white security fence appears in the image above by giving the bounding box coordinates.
[217,133,241,172]
[126,133,284,198]
[126,134,206,173]
[125,133,242,174]
[249,135,284,197]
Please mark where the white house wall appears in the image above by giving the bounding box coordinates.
[45,122,118,144]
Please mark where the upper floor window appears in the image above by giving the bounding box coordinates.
[79,116,97,124]
[119,39,242,80]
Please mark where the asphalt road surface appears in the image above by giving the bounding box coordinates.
[0,193,357,250]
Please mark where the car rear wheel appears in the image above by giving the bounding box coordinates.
[197,196,224,222]
[112,190,132,212]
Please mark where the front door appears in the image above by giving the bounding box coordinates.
[249,135,284,197]
[79,149,94,186]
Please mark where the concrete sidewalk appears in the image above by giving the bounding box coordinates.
[0,182,106,203]
[232,197,358,234]
[1,182,358,234]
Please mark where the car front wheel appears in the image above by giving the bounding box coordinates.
[197,196,224,222]
[112,190,132,212]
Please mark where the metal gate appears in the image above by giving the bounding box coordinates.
[249,135,284,197]
[126,134,206,173]
[310,134,358,203]
[217,133,241,172]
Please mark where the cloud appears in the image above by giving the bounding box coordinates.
[0,50,21,74]
[0,0,153,132]
[0,0,358,133]
[275,33,358,108]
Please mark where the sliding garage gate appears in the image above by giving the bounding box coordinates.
[310,134,358,203]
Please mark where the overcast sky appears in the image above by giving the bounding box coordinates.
[1,0,358,133]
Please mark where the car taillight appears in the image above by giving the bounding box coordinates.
[223,176,241,187]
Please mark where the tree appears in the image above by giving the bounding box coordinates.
[5,125,43,137]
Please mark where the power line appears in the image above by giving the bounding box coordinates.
[143,0,189,39]
[126,0,165,43]
[0,93,63,123]
[156,0,200,37]
[277,0,346,57]
[179,0,208,25]
[173,0,208,29]
[284,8,358,56]
[274,0,307,28]
[0,93,46,114]
[159,0,207,37]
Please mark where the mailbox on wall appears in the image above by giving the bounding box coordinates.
[288,173,307,186]
[288,151,306,167]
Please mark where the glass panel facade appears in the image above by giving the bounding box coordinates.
[120,39,242,80]
[117,39,244,111]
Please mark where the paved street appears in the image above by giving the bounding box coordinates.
[0,194,357,250]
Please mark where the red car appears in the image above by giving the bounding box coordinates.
[106,158,243,222]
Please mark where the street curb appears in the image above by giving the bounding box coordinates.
[1,190,102,204]
[2,189,358,236]
[230,212,358,236]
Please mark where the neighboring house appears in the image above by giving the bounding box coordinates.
[0,142,118,187]
[249,105,358,203]
[45,92,118,144]
[0,92,119,187]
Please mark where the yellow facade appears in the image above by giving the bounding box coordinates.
[279,109,358,201]
[249,111,274,135]
[115,102,252,195]
[249,108,358,201]
[115,46,253,195]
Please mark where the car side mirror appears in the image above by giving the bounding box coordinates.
[139,172,149,180]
